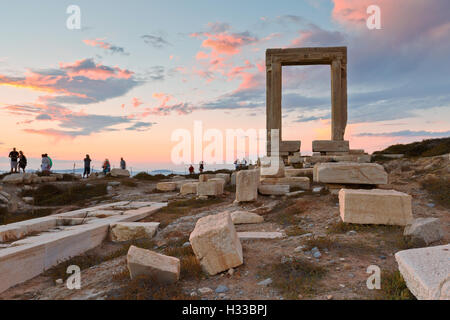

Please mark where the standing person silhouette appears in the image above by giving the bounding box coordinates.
[83,154,92,178]
[199,161,204,174]
[18,151,27,173]
[41,154,51,174]
[8,147,19,173]
[120,157,126,170]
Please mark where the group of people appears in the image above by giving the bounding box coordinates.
[234,158,251,171]
[8,148,53,174]
[7,148,126,178]
[8,148,27,173]
[188,161,205,175]
[83,155,127,178]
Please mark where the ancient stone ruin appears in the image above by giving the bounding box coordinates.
[266,47,348,157]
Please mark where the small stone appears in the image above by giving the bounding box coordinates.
[346,230,357,236]
[257,278,273,286]
[298,294,303,299]
[182,242,191,248]
[312,187,323,193]
[313,251,322,258]
[348,273,355,278]
[190,291,197,297]
[326,295,333,300]
[294,245,305,252]
[198,287,213,295]
[339,284,346,288]
[215,285,229,293]
[379,255,387,260]
[228,268,235,276]
[55,279,63,285]
[426,203,435,208]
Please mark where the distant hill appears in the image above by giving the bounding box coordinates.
[374,137,450,157]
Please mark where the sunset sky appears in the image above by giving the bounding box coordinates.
[1,0,449,171]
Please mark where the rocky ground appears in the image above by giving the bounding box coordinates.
[0,154,448,300]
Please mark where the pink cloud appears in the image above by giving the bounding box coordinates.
[132,97,143,108]
[196,51,209,60]
[60,59,133,81]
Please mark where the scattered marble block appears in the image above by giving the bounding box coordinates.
[175,179,198,190]
[349,149,365,154]
[339,189,413,226]
[110,222,160,242]
[280,140,301,153]
[288,153,302,165]
[127,245,180,284]
[258,184,289,195]
[2,174,25,184]
[110,169,130,178]
[260,156,285,178]
[215,173,230,184]
[235,169,259,202]
[285,168,313,178]
[180,182,199,195]
[403,218,444,245]
[197,179,224,197]
[230,211,264,224]
[260,177,310,190]
[312,140,349,152]
[230,172,237,186]
[189,212,243,275]
[156,182,177,192]
[209,178,225,191]
[395,244,450,300]
[199,174,216,182]
[314,162,388,184]
[238,232,284,240]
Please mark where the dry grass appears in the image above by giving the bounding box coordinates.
[420,176,450,208]
[285,225,308,237]
[267,199,309,226]
[258,258,327,299]
[376,270,415,300]
[108,275,195,300]
[327,221,403,234]
[148,197,225,228]
[119,178,138,187]
[21,183,108,206]
[0,207,53,225]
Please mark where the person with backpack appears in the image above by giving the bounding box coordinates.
[41,154,51,173]
[8,147,19,173]
[18,151,27,173]
[83,154,92,178]
[189,164,194,175]
[46,154,53,170]
[199,161,204,173]
[102,159,111,174]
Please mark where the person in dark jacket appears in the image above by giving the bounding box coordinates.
[18,151,27,173]
[83,155,92,178]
